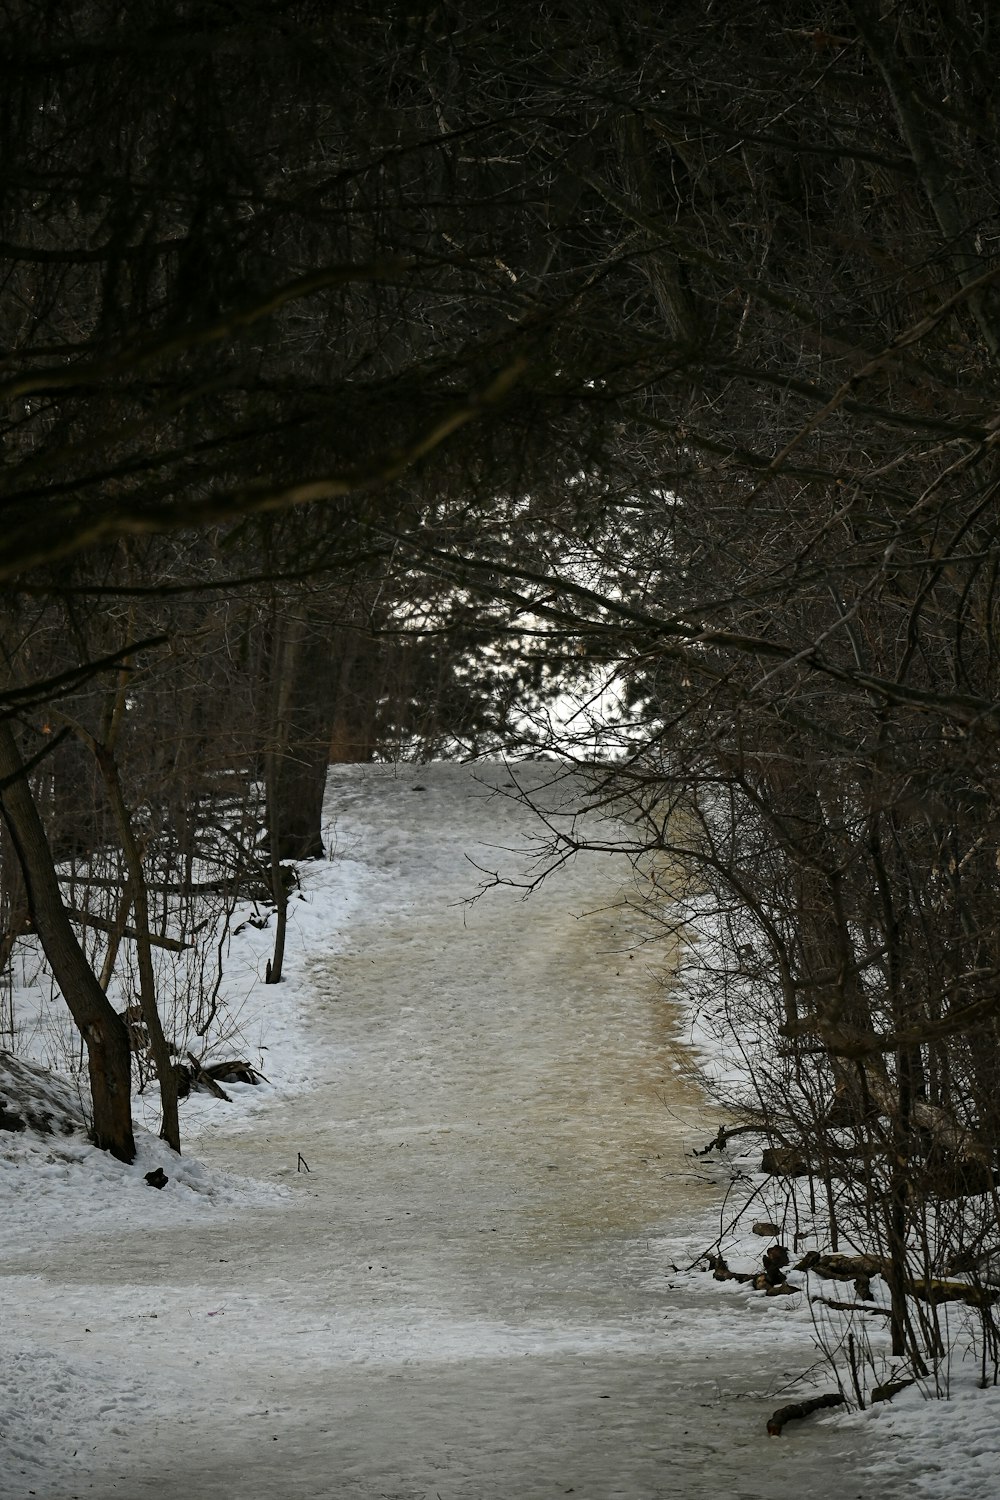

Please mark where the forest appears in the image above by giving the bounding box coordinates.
[3,0,1000,1389]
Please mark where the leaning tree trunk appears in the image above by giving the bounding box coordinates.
[0,720,135,1161]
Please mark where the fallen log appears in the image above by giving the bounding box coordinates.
[871,1377,916,1404]
[795,1250,886,1281]
[796,1251,996,1308]
[63,906,188,951]
[767,1392,845,1436]
[908,1277,999,1309]
[202,1059,268,1086]
[704,1253,754,1283]
[707,1247,799,1295]
[811,1296,891,1315]
[182,1053,232,1102]
[176,1055,268,1100]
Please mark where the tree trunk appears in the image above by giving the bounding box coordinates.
[266,605,338,862]
[272,743,328,861]
[264,775,290,986]
[93,742,180,1153]
[0,721,135,1161]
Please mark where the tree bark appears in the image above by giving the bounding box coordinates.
[92,741,180,1153]
[0,720,135,1161]
[265,604,341,862]
[50,691,182,1155]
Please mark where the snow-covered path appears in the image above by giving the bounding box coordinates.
[3,764,917,1498]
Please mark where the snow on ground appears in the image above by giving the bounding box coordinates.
[0,777,390,1242]
[0,761,994,1498]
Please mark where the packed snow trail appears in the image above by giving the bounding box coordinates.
[3,764,917,1499]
